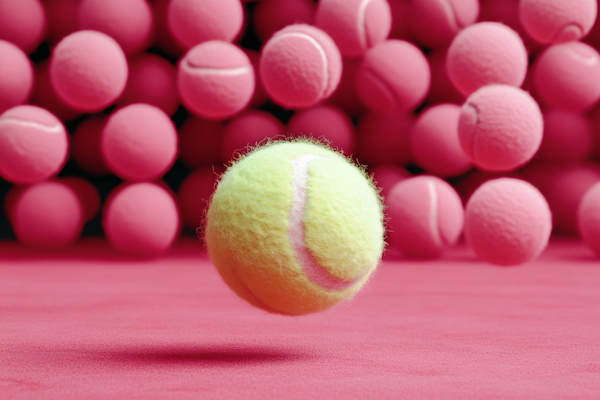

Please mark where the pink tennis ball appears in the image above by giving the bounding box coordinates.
[458,85,543,172]
[536,110,593,164]
[30,60,80,122]
[71,115,110,177]
[44,0,79,44]
[465,178,551,266]
[50,30,128,112]
[0,0,46,54]
[101,104,178,181]
[355,111,414,166]
[369,164,411,200]
[12,181,84,249]
[167,0,244,49]
[411,104,472,178]
[578,182,600,256]
[0,40,33,114]
[356,39,430,113]
[178,40,254,119]
[426,48,464,105]
[447,22,528,97]
[178,116,224,168]
[519,0,597,44]
[77,0,153,56]
[314,0,391,58]
[103,182,180,257]
[60,177,101,223]
[329,58,367,117]
[532,41,600,112]
[253,0,316,42]
[544,163,600,235]
[287,104,356,155]
[387,176,464,259]
[221,110,284,161]
[408,0,479,48]
[117,54,179,116]
[260,24,342,109]
[0,105,68,185]
[177,166,225,231]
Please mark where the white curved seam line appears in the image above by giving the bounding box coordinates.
[357,0,375,49]
[182,60,251,76]
[440,0,460,30]
[0,118,63,133]
[289,153,360,291]
[566,46,599,65]
[427,179,443,247]
[269,32,329,98]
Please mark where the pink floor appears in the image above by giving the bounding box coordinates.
[1,238,599,399]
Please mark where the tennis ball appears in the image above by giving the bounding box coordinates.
[205,140,385,316]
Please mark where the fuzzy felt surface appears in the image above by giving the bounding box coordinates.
[205,141,384,315]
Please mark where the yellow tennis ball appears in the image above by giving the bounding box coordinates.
[205,140,385,316]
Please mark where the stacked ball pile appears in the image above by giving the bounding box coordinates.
[1,0,600,263]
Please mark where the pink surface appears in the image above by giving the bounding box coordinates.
[357,39,430,113]
[178,117,224,168]
[1,238,599,399]
[0,0,46,53]
[0,40,34,114]
[253,0,315,42]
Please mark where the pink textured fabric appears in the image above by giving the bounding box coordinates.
[356,39,430,113]
[387,175,464,259]
[178,117,224,168]
[0,40,33,114]
[103,183,180,257]
[536,110,593,164]
[167,0,244,49]
[1,238,600,398]
[102,104,178,181]
[178,41,254,119]
[447,22,528,97]
[0,105,68,185]
[117,54,179,116]
[408,0,479,48]
[315,0,391,58]
[578,182,600,256]
[50,30,128,112]
[355,111,414,166]
[410,103,472,178]
[458,85,543,172]
[519,0,597,44]
[287,104,356,155]
[465,178,551,266]
[71,116,110,177]
[177,166,225,231]
[254,0,316,42]
[532,41,600,112]
[0,0,46,53]
[260,24,342,109]
[77,0,153,56]
[12,181,83,249]
[221,110,284,161]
